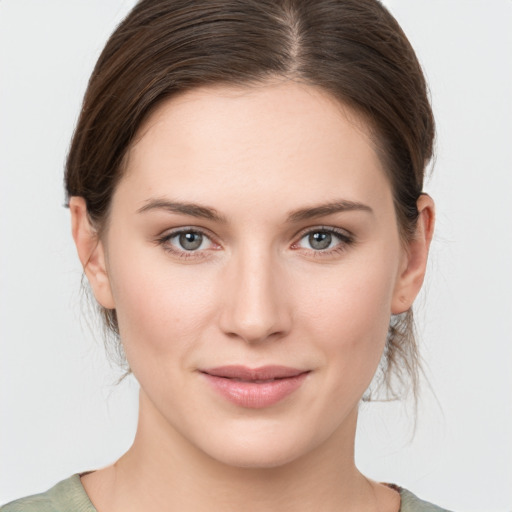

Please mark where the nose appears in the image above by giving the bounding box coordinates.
[218,246,292,344]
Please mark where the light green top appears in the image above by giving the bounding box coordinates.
[1,474,453,511]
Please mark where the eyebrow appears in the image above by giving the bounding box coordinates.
[286,199,373,222]
[137,199,227,223]
[137,198,373,223]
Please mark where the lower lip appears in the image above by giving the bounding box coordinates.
[202,372,309,409]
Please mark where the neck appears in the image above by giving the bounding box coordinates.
[84,389,391,512]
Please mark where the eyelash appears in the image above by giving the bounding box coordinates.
[155,226,355,260]
[155,228,219,260]
[291,226,355,257]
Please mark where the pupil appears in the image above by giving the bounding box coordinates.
[309,231,331,250]
[179,232,202,250]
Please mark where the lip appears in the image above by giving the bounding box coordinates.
[200,365,310,409]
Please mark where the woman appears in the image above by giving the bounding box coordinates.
[2,0,449,510]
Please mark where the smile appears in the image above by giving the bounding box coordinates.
[200,366,310,409]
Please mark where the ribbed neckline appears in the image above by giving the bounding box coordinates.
[38,474,449,512]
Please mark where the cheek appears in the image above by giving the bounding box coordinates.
[299,257,395,334]
[106,243,218,366]
[295,255,398,383]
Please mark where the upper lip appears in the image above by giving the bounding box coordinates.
[201,365,309,381]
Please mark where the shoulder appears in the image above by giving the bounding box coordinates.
[398,486,454,512]
[1,475,96,512]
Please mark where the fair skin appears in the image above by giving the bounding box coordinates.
[70,81,434,512]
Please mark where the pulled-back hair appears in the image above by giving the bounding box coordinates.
[65,0,434,400]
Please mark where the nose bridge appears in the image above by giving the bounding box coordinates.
[219,241,290,343]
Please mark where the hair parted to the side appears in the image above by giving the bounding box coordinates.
[65,0,435,400]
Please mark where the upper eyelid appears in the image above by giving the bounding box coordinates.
[159,226,216,240]
[293,225,353,240]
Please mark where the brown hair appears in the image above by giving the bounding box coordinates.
[65,0,434,399]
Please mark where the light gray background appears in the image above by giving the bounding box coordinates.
[1,1,511,510]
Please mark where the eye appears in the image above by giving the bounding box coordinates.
[294,228,353,252]
[305,231,334,250]
[158,229,216,253]
[174,231,207,251]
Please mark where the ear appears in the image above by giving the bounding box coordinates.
[391,194,435,314]
[69,196,115,309]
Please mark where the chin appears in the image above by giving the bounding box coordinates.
[207,442,304,469]
[191,420,321,470]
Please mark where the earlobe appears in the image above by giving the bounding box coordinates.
[391,194,435,314]
[69,197,115,309]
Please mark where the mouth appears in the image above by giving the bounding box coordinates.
[199,365,310,408]
[202,365,308,381]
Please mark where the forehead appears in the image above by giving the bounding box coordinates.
[117,80,391,216]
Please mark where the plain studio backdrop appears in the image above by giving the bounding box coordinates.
[1,1,511,510]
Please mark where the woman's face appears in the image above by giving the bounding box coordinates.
[76,81,425,468]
